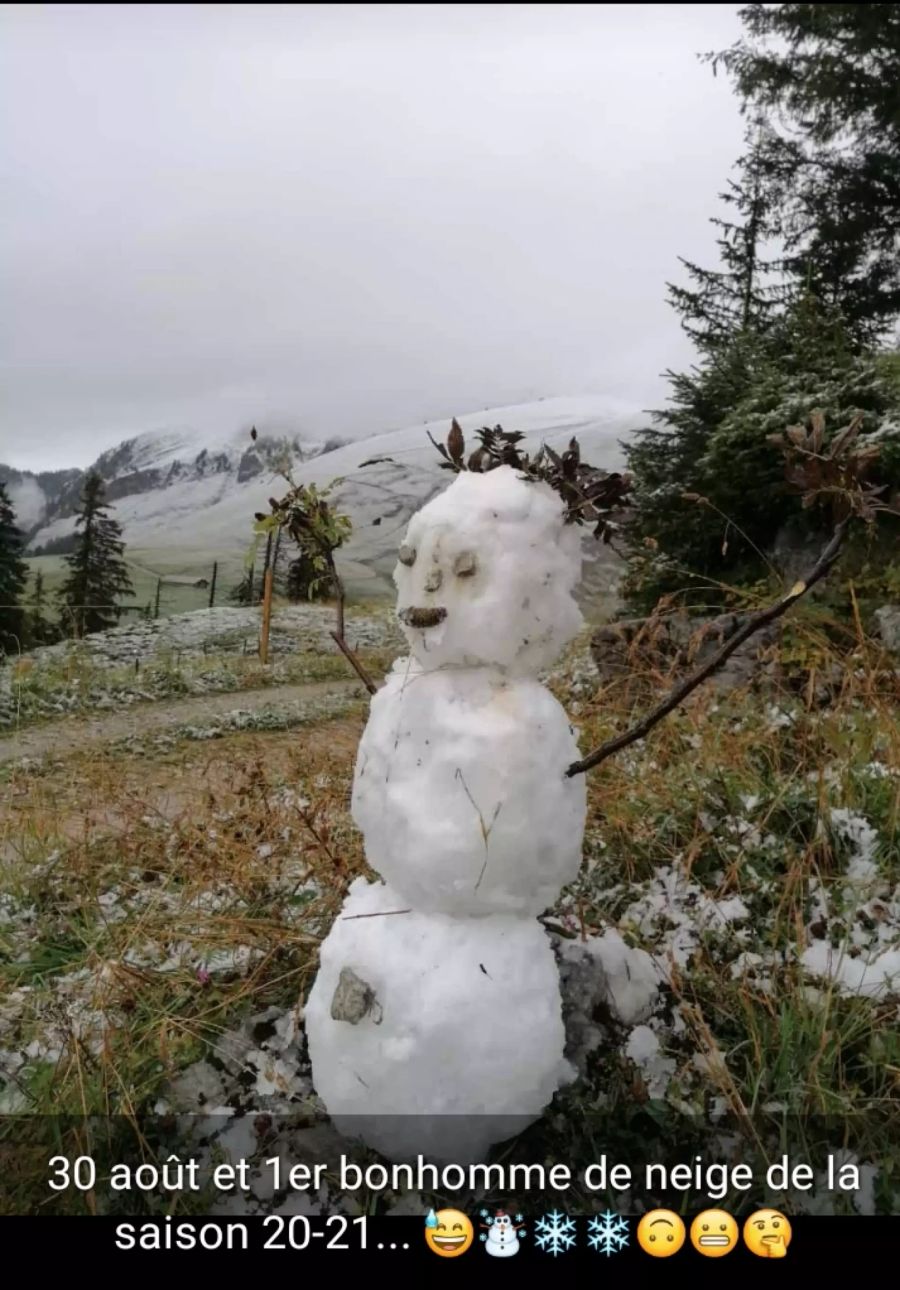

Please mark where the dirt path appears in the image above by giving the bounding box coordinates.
[0,678,364,766]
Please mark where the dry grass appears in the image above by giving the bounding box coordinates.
[1,608,898,1214]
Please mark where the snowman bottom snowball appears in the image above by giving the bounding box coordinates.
[304,877,575,1163]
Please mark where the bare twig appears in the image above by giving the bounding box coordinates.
[341,908,413,920]
[324,547,377,694]
[330,630,377,694]
[565,518,851,778]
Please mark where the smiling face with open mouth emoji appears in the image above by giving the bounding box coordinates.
[690,1209,739,1257]
[743,1209,792,1258]
[425,1209,474,1258]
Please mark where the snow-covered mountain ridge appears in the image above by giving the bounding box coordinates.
[3,395,642,599]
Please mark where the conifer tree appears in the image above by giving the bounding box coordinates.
[0,482,28,657]
[230,565,257,606]
[26,569,59,647]
[623,297,900,611]
[708,4,900,342]
[57,472,134,637]
[666,123,790,355]
[285,547,330,602]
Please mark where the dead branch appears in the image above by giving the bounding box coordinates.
[324,547,378,695]
[565,517,851,778]
[330,629,377,694]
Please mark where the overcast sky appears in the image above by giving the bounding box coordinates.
[1,3,746,471]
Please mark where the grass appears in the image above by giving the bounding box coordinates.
[1,599,402,732]
[0,610,897,1216]
[0,645,394,732]
[25,551,238,620]
[0,718,370,1214]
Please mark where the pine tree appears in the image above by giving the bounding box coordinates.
[285,547,330,602]
[25,570,59,647]
[623,330,768,607]
[57,472,134,637]
[666,123,790,355]
[709,4,900,342]
[0,482,28,658]
[623,296,900,611]
[230,565,257,606]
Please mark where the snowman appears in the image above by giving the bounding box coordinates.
[482,1209,526,1258]
[304,463,588,1163]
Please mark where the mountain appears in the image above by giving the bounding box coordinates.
[1,424,341,551]
[6,395,641,602]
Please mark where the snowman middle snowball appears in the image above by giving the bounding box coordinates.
[352,661,586,916]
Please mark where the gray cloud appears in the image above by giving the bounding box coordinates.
[1,3,745,470]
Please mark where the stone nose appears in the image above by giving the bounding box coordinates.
[424,567,443,593]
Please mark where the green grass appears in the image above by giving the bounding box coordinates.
[25,549,247,620]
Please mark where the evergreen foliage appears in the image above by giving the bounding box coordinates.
[57,473,135,637]
[0,482,28,658]
[708,4,900,343]
[624,298,900,611]
[25,570,60,647]
[666,122,790,355]
[624,6,900,613]
[285,547,332,602]
[230,566,257,606]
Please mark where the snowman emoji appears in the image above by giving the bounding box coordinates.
[481,1209,526,1258]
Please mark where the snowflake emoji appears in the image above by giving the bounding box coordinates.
[533,1210,576,1256]
[588,1210,630,1255]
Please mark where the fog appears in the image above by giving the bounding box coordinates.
[1,4,746,470]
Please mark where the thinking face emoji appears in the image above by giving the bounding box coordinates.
[690,1209,739,1256]
[743,1209,792,1258]
[425,1208,474,1258]
[636,1209,686,1257]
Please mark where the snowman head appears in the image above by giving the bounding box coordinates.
[394,464,583,674]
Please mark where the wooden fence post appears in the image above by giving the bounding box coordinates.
[208,561,217,608]
[154,578,162,619]
[259,567,274,664]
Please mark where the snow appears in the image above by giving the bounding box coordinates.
[801,941,900,999]
[618,866,750,972]
[830,807,880,881]
[351,659,586,916]
[6,475,46,529]
[303,876,574,1163]
[394,466,583,673]
[624,1024,659,1064]
[559,929,663,1027]
[625,1024,677,1099]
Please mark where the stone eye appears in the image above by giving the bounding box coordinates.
[453,551,477,577]
[398,544,416,566]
